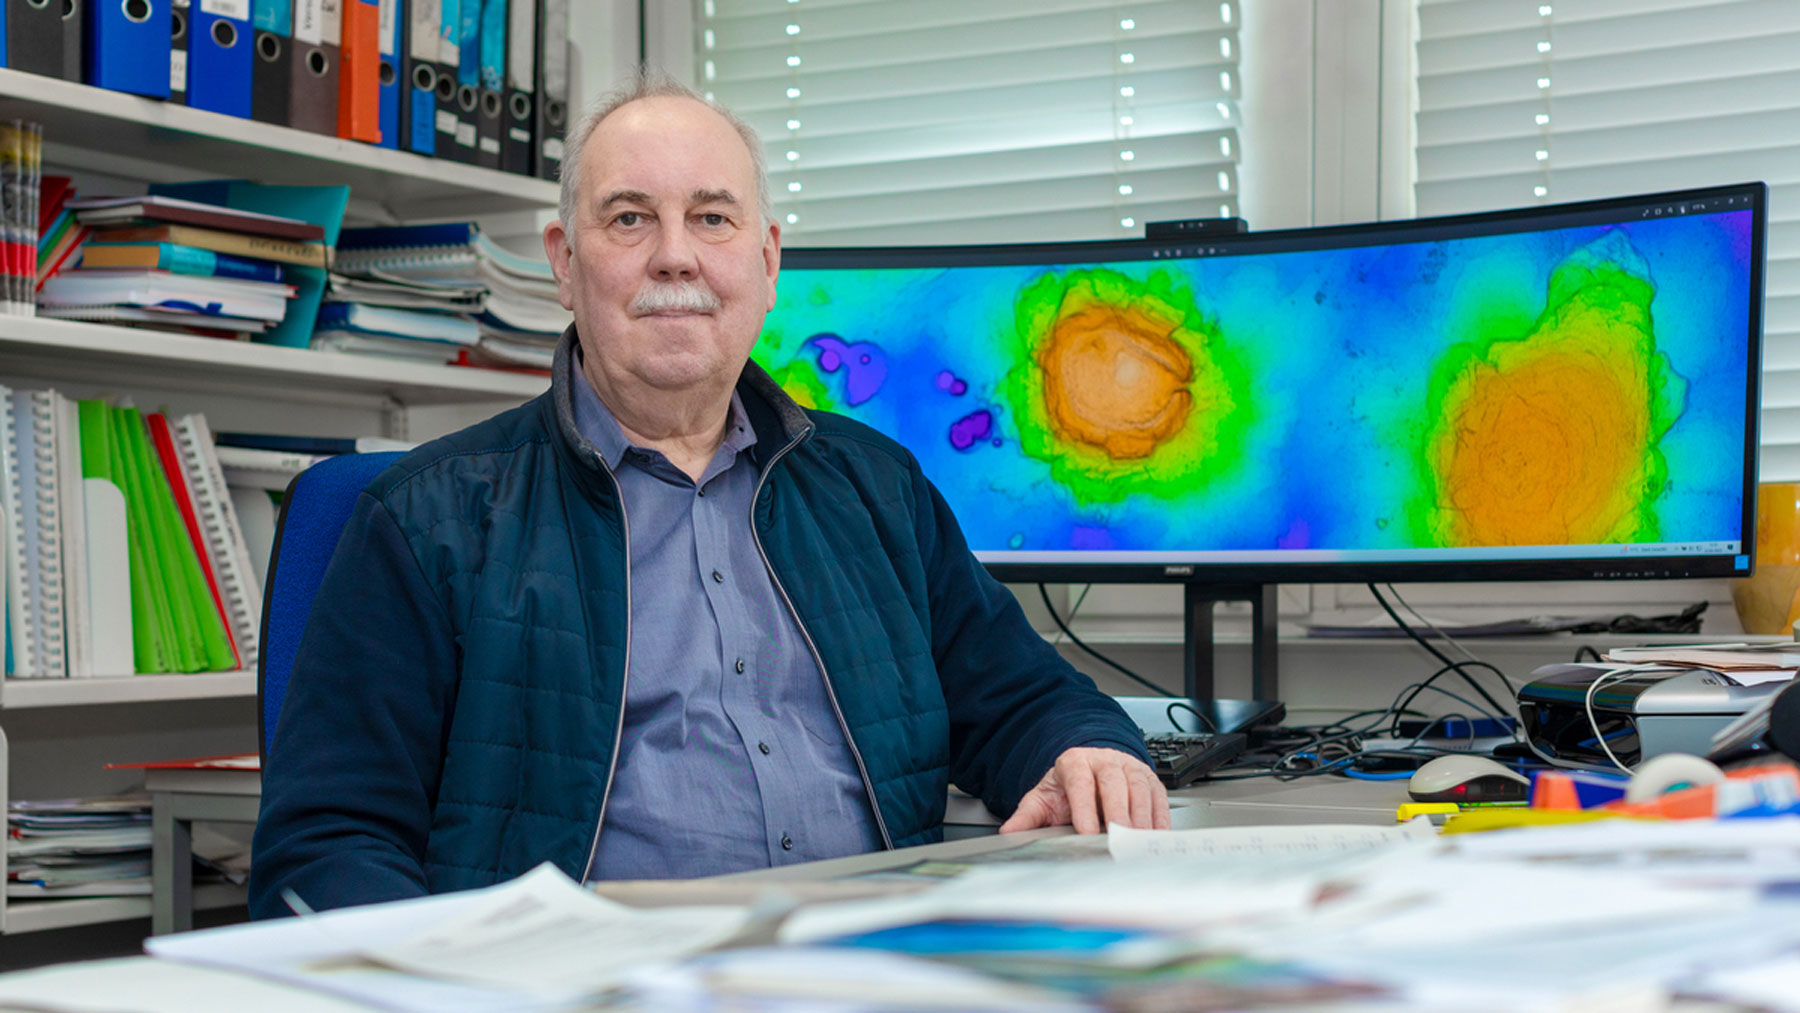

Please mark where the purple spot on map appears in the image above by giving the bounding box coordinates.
[936,370,969,397]
[807,333,886,406]
[1069,526,1117,551]
[948,410,993,451]
[1277,519,1312,550]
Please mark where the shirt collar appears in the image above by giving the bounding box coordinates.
[570,349,758,473]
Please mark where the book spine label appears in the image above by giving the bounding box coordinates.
[164,245,285,284]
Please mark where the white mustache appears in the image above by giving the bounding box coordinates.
[630,281,722,314]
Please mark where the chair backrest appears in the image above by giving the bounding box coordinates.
[258,451,406,763]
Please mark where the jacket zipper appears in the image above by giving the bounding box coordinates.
[581,458,632,880]
[749,431,895,851]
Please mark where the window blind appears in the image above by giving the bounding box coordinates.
[1415,0,1800,479]
[695,0,1242,245]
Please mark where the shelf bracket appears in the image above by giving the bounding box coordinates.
[382,396,410,442]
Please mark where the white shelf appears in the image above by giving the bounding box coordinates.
[0,316,547,405]
[2,672,255,709]
[4,884,245,934]
[0,68,559,221]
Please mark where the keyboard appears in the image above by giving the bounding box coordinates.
[1144,731,1248,789]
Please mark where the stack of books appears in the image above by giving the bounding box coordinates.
[1,391,262,679]
[38,196,329,339]
[327,223,570,371]
[6,796,153,898]
[0,121,45,317]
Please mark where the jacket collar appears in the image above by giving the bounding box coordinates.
[548,325,815,474]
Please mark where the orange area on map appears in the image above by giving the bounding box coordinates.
[1038,298,1196,459]
[1434,305,1655,546]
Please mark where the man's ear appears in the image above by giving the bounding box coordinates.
[543,218,577,311]
[763,220,782,312]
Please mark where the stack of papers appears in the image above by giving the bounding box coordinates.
[330,223,569,373]
[1605,643,1800,686]
[6,796,152,897]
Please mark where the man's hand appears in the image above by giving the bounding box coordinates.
[998,747,1170,834]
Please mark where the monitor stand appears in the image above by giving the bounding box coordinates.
[1184,582,1285,734]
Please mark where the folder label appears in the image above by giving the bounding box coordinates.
[436,0,455,65]
[171,48,188,91]
[407,0,433,61]
[455,121,474,146]
[293,0,321,41]
[202,0,250,15]
[543,136,562,161]
[437,108,455,133]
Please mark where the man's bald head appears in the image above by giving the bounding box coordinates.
[558,69,773,231]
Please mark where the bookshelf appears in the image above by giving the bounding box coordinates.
[0,317,548,406]
[0,673,257,710]
[0,70,555,936]
[0,68,560,222]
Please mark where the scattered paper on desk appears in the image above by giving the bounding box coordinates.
[779,855,1344,946]
[363,863,749,998]
[618,945,1085,1012]
[1106,819,1437,861]
[148,863,750,1012]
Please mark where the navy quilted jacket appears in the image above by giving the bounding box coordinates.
[249,330,1148,917]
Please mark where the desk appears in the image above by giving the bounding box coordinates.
[141,770,1406,935]
[12,792,1793,1012]
[145,767,261,936]
[4,787,1413,1013]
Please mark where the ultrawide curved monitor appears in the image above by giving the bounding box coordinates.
[753,183,1766,585]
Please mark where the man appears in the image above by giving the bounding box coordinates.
[249,73,1167,918]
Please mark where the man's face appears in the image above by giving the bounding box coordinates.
[545,96,780,397]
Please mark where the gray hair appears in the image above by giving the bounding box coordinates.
[557,68,774,232]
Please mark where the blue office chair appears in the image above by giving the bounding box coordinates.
[257,451,406,764]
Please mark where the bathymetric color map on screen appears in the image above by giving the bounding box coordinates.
[752,210,1755,564]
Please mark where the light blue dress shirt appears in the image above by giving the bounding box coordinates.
[571,364,884,880]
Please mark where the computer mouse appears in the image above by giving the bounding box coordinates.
[1407,754,1531,803]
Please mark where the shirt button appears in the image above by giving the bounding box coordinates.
[698,487,706,497]
[780,834,793,851]
[758,741,771,755]
[711,570,724,583]
[735,658,746,674]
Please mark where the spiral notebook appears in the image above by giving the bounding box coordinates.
[8,389,65,678]
[171,414,262,670]
[0,384,21,677]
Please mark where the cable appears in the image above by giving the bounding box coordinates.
[1384,583,1482,666]
[1368,584,1516,723]
[1037,584,1173,698]
[1342,768,1415,781]
[1383,583,1529,690]
[1165,700,1218,734]
[1387,658,1516,741]
[1584,665,1640,774]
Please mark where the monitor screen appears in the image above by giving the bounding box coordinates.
[753,183,1765,585]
